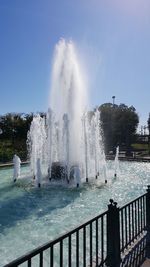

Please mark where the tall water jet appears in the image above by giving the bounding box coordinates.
[49,39,87,167]
[27,39,105,186]
[27,115,46,180]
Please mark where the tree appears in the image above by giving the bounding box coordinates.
[99,103,139,154]
[0,112,35,162]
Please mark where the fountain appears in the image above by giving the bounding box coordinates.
[27,39,106,186]
[2,39,149,267]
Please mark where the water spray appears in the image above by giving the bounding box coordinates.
[13,154,21,182]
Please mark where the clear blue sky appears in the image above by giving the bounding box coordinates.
[0,0,150,128]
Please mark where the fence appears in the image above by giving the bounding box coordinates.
[4,185,150,267]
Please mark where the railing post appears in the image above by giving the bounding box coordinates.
[146,185,150,258]
[107,199,121,267]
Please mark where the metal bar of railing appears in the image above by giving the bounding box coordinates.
[140,196,143,233]
[50,245,53,267]
[68,234,71,267]
[40,251,43,267]
[83,226,86,267]
[90,222,92,267]
[28,258,31,267]
[76,230,79,267]
[141,195,143,230]
[121,209,124,250]
[125,206,128,248]
[135,201,137,238]
[96,219,98,266]
[60,240,63,267]
[138,198,140,234]
[101,216,104,265]
[143,194,146,228]
[132,201,134,243]
[128,204,131,245]
[144,194,146,228]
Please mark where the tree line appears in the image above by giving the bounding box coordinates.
[99,103,139,154]
[0,103,140,162]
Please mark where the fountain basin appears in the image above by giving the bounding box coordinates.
[1,161,150,265]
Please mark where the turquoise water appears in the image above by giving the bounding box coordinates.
[0,161,150,266]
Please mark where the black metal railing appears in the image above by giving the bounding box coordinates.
[120,193,147,253]
[3,185,150,267]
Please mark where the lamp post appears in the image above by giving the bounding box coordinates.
[111,96,116,154]
[11,115,15,154]
[112,96,115,106]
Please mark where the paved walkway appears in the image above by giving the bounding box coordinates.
[106,154,150,162]
[141,259,150,266]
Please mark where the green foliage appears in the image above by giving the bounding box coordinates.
[0,106,141,162]
[0,138,27,163]
[131,143,149,151]
[0,112,35,162]
[0,112,47,162]
[99,103,139,153]
[0,112,34,140]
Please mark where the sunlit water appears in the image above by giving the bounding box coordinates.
[0,161,150,266]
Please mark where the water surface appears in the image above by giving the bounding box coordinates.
[0,161,150,266]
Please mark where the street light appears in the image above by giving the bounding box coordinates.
[11,115,16,154]
[112,96,115,106]
[147,113,150,155]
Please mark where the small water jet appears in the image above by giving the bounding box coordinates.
[36,158,42,187]
[114,146,120,178]
[27,39,106,186]
[13,154,21,182]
